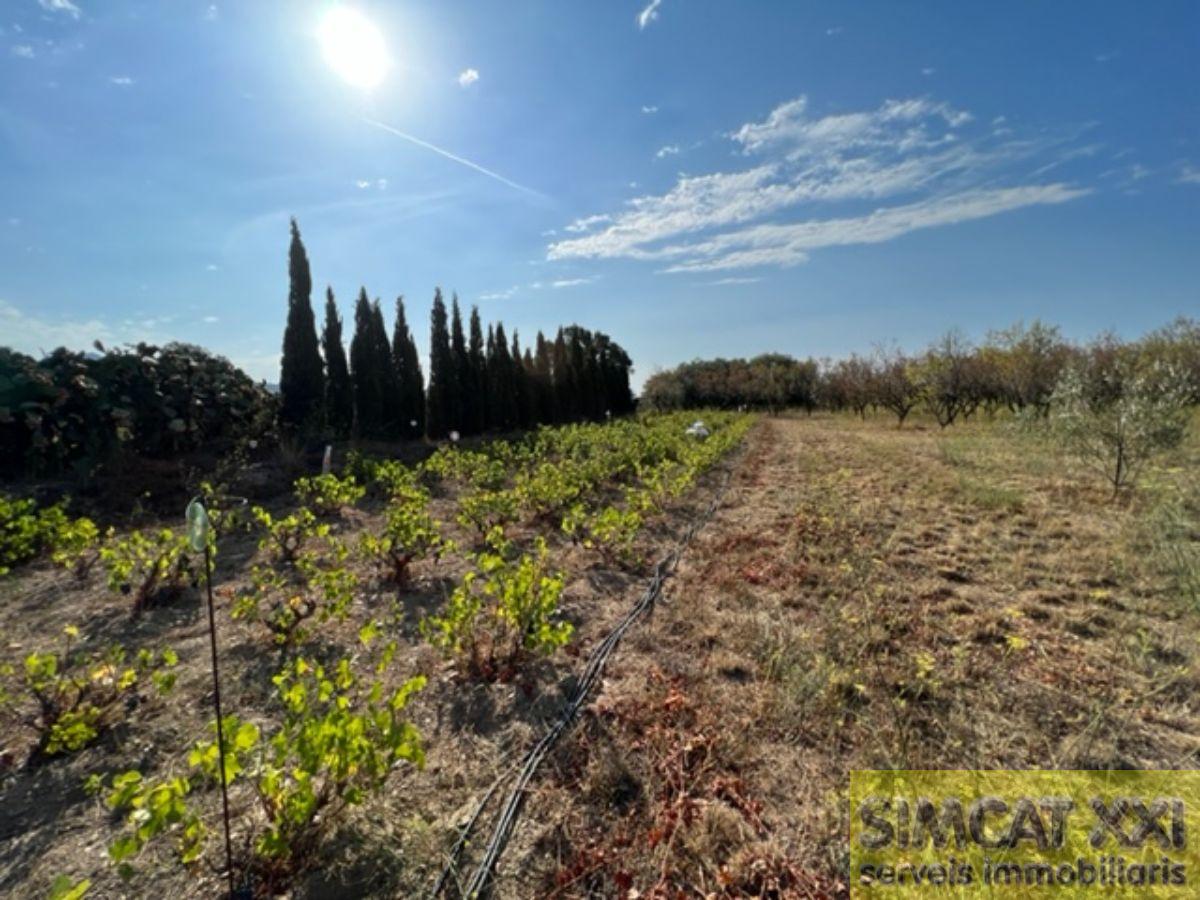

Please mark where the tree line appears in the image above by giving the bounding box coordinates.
[278,220,634,442]
[642,318,1200,427]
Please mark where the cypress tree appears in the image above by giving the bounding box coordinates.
[492,323,516,430]
[485,324,497,431]
[371,301,400,437]
[467,307,486,434]
[321,287,353,438]
[350,288,383,438]
[534,331,554,424]
[511,330,530,429]
[426,289,454,439]
[522,347,538,427]
[279,218,325,435]
[552,327,572,422]
[391,297,424,439]
[449,295,469,434]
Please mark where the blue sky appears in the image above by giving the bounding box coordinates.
[1,1,1197,388]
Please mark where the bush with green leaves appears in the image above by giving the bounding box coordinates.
[100,528,195,614]
[423,530,571,679]
[51,516,104,580]
[0,625,176,764]
[0,494,71,576]
[359,484,447,584]
[1048,359,1193,498]
[232,544,357,649]
[293,473,365,516]
[0,342,276,479]
[252,505,328,563]
[94,650,424,893]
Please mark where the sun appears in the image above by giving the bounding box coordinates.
[318,7,389,90]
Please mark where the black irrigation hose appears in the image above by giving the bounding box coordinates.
[428,468,733,900]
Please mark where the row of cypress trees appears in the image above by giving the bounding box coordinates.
[279,219,635,441]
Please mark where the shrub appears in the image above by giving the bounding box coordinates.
[423,531,571,679]
[252,506,328,563]
[293,473,365,516]
[100,529,195,614]
[1,625,176,764]
[359,484,446,585]
[96,653,424,892]
[232,545,357,649]
[1048,359,1193,497]
[0,495,76,576]
[51,516,104,580]
[0,343,276,479]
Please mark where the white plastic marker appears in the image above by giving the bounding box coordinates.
[322,444,333,475]
[185,498,237,896]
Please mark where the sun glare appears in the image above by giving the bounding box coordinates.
[318,7,389,90]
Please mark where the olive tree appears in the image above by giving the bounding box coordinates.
[1048,358,1193,498]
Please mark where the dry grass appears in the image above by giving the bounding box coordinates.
[506,411,1200,898]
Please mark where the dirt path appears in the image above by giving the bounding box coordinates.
[505,413,1200,898]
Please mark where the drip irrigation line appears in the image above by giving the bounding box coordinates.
[428,469,733,899]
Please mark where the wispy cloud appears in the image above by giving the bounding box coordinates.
[708,276,762,285]
[362,117,544,198]
[0,299,163,358]
[11,45,35,59]
[1177,164,1200,185]
[825,26,844,36]
[564,214,612,233]
[479,286,518,301]
[202,315,220,323]
[548,93,1092,273]
[637,0,663,30]
[204,5,218,22]
[109,75,134,86]
[205,263,219,271]
[921,67,936,76]
[655,144,680,159]
[550,277,593,288]
[38,0,81,19]
[641,105,658,114]
[656,185,1088,273]
[457,67,479,88]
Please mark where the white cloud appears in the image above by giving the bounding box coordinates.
[457,67,479,88]
[708,276,762,285]
[1095,51,1118,63]
[109,75,134,86]
[204,5,218,21]
[550,278,593,288]
[655,144,680,159]
[355,179,371,189]
[641,105,658,114]
[548,93,1092,273]
[1177,164,1200,185]
[479,285,518,301]
[202,315,220,323]
[655,185,1088,273]
[376,178,388,190]
[921,67,936,76]
[637,0,663,30]
[0,299,165,358]
[564,214,611,233]
[38,0,81,19]
[730,95,971,156]
[205,263,219,271]
[826,26,843,36]
[11,45,35,59]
